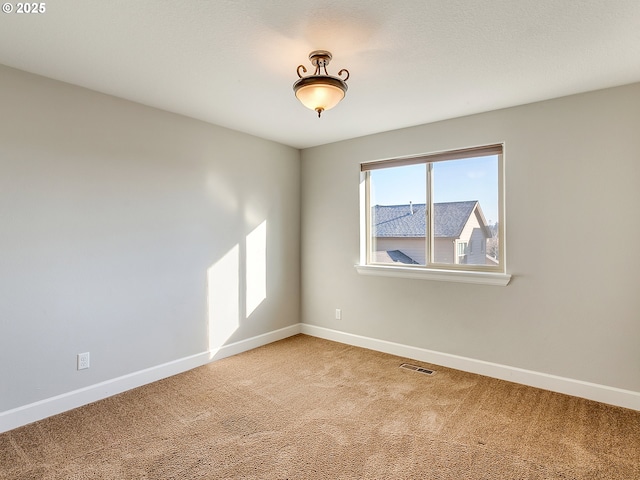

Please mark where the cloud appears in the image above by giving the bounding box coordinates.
[466,170,486,179]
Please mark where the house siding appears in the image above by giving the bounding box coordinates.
[457,210,488,265]
[374,237,425,265]
[434,238,454,264]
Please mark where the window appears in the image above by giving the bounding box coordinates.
[457,241,468,264]
[358,144,508,285]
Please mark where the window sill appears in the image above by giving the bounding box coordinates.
[354,264,511,286]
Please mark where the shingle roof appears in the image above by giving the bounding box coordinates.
[373,201,478,238]
[372,249,419,264]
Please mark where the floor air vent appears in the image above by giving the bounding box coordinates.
[400,363,435,375]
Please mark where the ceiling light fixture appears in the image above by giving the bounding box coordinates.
[293,50,349,118]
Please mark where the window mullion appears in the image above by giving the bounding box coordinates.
[364,171,371,264]
[426,162,433,266]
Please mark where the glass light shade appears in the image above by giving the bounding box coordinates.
[295,82,345,112]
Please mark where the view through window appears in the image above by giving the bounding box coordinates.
[362,145,504,272]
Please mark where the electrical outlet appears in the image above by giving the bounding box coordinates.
[335,308,342,320]
[77,352,90,370]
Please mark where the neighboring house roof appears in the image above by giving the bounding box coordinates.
[372,250,419,264]
[374,201,489,238]
[434,201,481,237]
[374,203,428,237]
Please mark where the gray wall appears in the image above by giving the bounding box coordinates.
[0,65,301,411]
[2,62,638,415]
[301,83,640,393]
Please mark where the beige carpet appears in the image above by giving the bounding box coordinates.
[1,334,639,479]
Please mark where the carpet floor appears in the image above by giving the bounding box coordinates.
[1,334,639,479]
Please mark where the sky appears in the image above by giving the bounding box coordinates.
[369,155,499,224]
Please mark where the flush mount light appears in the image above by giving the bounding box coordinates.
[293,50,350,118]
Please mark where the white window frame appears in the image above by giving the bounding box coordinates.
[356,144,511,286]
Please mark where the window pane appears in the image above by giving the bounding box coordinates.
[431,155,499,266]
[369,164,426,265]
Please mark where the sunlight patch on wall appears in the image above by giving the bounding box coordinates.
[207,244,240,357]
[245,220,267,317]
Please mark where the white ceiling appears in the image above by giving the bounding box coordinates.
[1,1,639,149]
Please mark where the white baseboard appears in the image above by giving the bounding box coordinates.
[301,324,640,411]
[4,322,637,434]
[0,324,302,434]
[209,323,301,361]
